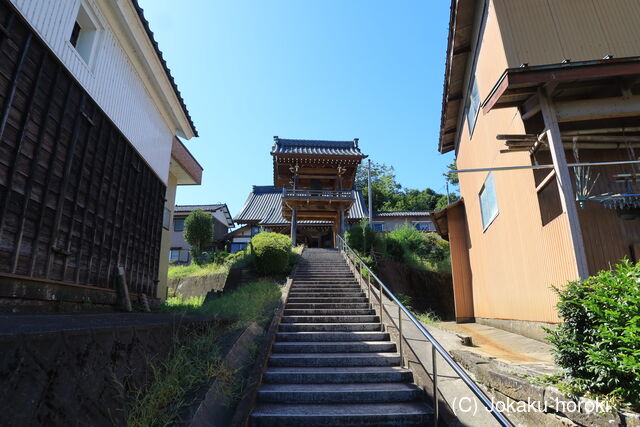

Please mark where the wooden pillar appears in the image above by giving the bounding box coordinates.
[339,209,345,237]
[538,87,589,279]
[290,208,297,245]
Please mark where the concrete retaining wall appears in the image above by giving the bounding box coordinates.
[0,314,216,427]
[170,273,228,299]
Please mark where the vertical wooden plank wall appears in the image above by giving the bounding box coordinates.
[0,0,165,297]
[447,202,475,322]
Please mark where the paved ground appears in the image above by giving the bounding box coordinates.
[437,321,555,366]
[374,291,559,426]
[0,312,215,335]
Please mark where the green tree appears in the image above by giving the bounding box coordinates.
[183,209,213,262]
[355,162,402,213]
[355,161,446,212]
[443,161,459,186]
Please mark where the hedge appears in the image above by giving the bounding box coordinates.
[250,232,292,275]
[546,259,640,404]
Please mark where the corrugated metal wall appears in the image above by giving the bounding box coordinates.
[494,0,640,67]
[9,0,174,183]
[454,2,577,324]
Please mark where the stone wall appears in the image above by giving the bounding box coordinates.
[451,350,640,426]
[0,314,216,427]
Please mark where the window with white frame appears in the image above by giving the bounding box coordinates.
[479,172,499,230]
[466,75,480,136]
[69,2,101,65]
[371,222,384,232]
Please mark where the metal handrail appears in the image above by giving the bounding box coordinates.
[337,235,513,427]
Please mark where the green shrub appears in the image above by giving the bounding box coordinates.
[250,232,292,275]
[183,209,213,263]
[346,223,364,252]
[207,250,230,265]
[384,225,450,271]
[546,259,640,404]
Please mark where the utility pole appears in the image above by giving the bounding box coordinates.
[367,159,373,223]
[446,180,450,205]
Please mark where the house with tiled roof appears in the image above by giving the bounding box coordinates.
[370,211,436,232]
[170,205,234,262]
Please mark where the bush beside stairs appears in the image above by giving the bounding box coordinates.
[251,248,433,426]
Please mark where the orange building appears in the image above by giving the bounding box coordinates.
[434,0,640,340]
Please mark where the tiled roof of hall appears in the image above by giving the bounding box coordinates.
[271,137,367,157]
[234,185,368,225]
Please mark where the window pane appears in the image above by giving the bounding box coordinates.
[162,208,171,230]
[479,173,498,229]
[173,219,184,231]
[467,76,480,135]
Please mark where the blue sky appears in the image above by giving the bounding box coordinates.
[139,0,454,216]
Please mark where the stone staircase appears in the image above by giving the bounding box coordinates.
[251,248,433,426]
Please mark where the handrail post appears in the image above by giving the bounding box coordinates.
[432,346,439,426]
[398,305,403,367]
[378,279,383,328]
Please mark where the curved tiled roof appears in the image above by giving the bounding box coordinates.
[271,137,365,157]
[131,0,198,137]
[234,185,368,225]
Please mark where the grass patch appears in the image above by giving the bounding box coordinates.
[125,325,234,427]
[127,280,282,426]
[161,280,282,323]
[167,262,228,280]
[395,292,440,325]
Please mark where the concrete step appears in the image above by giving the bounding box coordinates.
[293,285,358,288]
[258,382,423,404]
[278,323,382,332]
[262,366,414,384]
[272,341,396,353]
[283,309,375,316]
[292,283,360,287]
[285,303,369,309]
[286,297,367,303]
[276,331,389,342]
[281,315,380,323]
[251,402,432,426]
[293,272,355,280]
[290,283,364,292]
[287,296,365,301]
[268,352,401,367]
[287,293,364,299]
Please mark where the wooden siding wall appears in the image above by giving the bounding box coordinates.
[493,0,640,68]
[447,202,474,321]
[0,1,165,296]
[535,149,640,274]
[10,0,175,182]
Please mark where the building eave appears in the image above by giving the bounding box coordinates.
[99,1,198,139]
[438,0,478,154]
[170,137,203,185]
